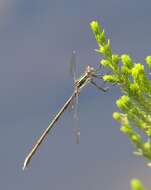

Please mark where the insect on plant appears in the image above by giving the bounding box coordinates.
[22,51,109,170]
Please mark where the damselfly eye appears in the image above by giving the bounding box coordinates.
[90,67,94,71]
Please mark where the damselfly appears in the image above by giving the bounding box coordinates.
[22,51,108,170]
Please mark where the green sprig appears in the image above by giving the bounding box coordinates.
[131,179,146,190]
[90,20,151,163]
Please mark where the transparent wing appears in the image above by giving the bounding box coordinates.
[68,50,77,109]
[69,50,80,144]
[70,50,77,82]
[73,91,80,144]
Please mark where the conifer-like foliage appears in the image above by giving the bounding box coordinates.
[131,179,146,190]
[90,21,151,165]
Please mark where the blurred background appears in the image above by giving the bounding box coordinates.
[1,0,151,189]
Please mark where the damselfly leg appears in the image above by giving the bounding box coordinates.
[90,79,109,92]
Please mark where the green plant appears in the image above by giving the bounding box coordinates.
[90,20,151,163]
[90,20,151,189]
[131,179,146,190]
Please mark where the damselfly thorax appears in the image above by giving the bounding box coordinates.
[74,65,95,92]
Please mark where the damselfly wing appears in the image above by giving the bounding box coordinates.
[70,50,80,144]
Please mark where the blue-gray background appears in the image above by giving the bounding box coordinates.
[1,0,151,189]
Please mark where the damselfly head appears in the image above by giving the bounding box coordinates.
[86,65,95,76]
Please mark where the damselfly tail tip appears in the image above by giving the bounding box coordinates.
[22,165,26,171]
[22,157,28,171]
